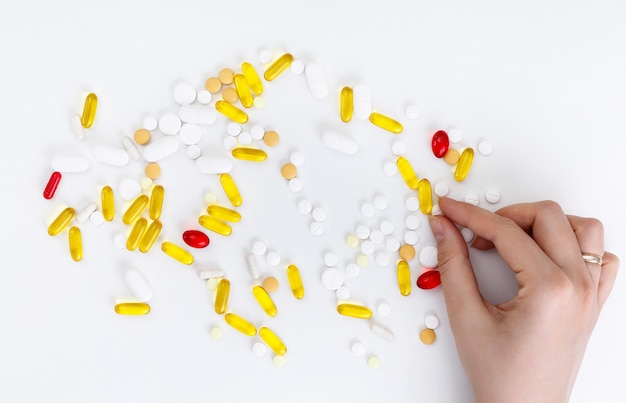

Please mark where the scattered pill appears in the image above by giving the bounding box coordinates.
[418,179,433,214]
[404,231,419,245]
[218,68,235,85]
[383,161,398,176]
[355,224,371,240]
[379,220,394,235]
[205,77,222,93]
[98,189,113,217]
[464,192,480,206]
[321,267,344,290]
[250,125,265,140]
[263,130,280,146]
[233,73,254,108]
[444,148,460,165]
[434,182,449,197]
[252,285,277,317]
[195,156,233,174]
[417,270,441,290]
[197,268,225,280]
[309,221,325,236]
[478,140,493,156]
[454,148,474,182]
[161,241,194,265]
[369,112,403,134]
[321,130,358,155]
[143,137,180,162]
[252,341,267,357]
[215,100,248,124]
[118,178,141,201]
[272,355,286,367]
[340,86,354,123]
[68,226,82,262]
[485,188,501,204]
[196,90,212,104]
[405,104,421,119]
[460,228,474,243]
[351,341,366,357]
[281,163,298,180]
[346,234,359,248]
[179,123,202,145]
[424,313,440,330]
[144,162,161,179]
[124,267,153,302]
[385,237,400,253]
[336,286,351,300]
[253,96,266,109]
[259,327,286,355]
[376,301,391,317]
[221,87,239,104]
[360,202,375,218]
[237,132,253,146]
[375,252,391,267]
[312,207,328,222]
[337,303,372,319]
[93,144,129,167]
[370,321,394,340]
[346,263,360,278]
[290,59,305,75]
[113,234,126,249]
[224,312,256,336]
[114,302,150,315]
[447,128,462,143]
[432,204,443,215]
[71,114,85,140]
[289,151,305,166]
[159,113,182,135]
[367,355,381,369]
[305,63,329,98]
[241,62,263,95]
[360,240,375,255]
[89,210,105,226]
[246,254,261,280]
[391,141,407,156]
[431,130,450,158]
[80,93,97,128]
[405,196,419,212]
[286,264,305,299]
[43,171,62,200]
[373,195,389,210]
[138,219,162,252]
[210,326,224,340]
[288,178,303,192]
[134,128,151,145]
[214,279,230,314]
[396,156,419,190]
[323,251,339,267]
[397,260,411,296]
[182,230,210,248]
[186,144,202,159]
[142,117,158,131]
[369,229,384,244]
[206,278,220,290]
[399,244,416,261]
[356,254,369,267]
[50,154,90,173]
[262,276,279,293]
[76,202,97,223]
[173,82,196,105]
[251,240,267,256]
[419,328,436,345]
[122,194,148,225]
[418,245,438,268]
[264,53,293,81]
[297,199,312,215]
[266,251,281,266]
[140,178,153,190]
[353,84,372,120]
[126,218,148,251]
[220,173,242,207]
[405,215,420,230]
[232,147,267,162]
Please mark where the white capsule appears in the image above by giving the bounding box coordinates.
[321,267,344,290]
[121,136,140,160]
[434,182,449,197]
[197,268,225,280]
[76,202,97,223]
[118,177,141,201]
[50,154,90,173]
[370,321,394,340]
[93,144,129,167]
[485,188,502,204]
[304,63,329,99]
[419,245,439,268]
[321,130,358,155]
[143,137,180,162]
[158,112,182,135]
[178,105,216,125]
[89,210,105,225]
[71,115,85,140]
[194,155,233,174]
[124,267,153,302]
[186,145,202,159]
[179,123,202,145]
[353,83,372,120]
[172,82,197,105]
[246,253,261,280]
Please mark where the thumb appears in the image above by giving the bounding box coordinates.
[429,215,486,318]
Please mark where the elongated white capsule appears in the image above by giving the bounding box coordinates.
[305,63,329,99]
[195,155,233,174]
[143,137,180,162]
[321,130,358,155]
[178,105,216,125]
[121,136,140,160]
[124,267,153,302]
[93,144,129,166]
[50,154,90,173]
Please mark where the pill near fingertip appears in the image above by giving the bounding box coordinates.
[464,193,479,206]
[460,227,474,243]
[434,182,449,197]
[418,245,438,268]
[485,188,501,204]
[417,270,441,290]
[321,130,358,155]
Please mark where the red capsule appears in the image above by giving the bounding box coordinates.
[417,270,441,290]
[43,171,62,199]
[431,130,449,158]
[182,230,210,248]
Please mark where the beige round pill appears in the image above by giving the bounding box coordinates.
[262,276,279,293]
[210,326,223,340]
[420,328,436,345]
[145,162,161,179]
[263,130,280,147]
[399,244,416,261]
[444,148,460,165]
[280,163,297,180]
[218,68,235,84]
[221,87,238,103]
[205,77,222,93]
[134,128,151,145]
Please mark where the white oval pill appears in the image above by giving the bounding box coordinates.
[464,193,480,206]
[321,267,344,290]
[178,105,216,125]
[118,177,141,200]
[51,154,90,173]
[419,245,439,268]
[121,136,140,160]
[179,123,202,145]
[173,82,196,105]
[305,63,329,99]
[321,130,358,155]
[194,155,233,174]
[143,137,180,162]
[197,268,225,280]
[71,115,85,140]
[159,113,182,135]
[246,253,261,280]
[370,321,394,340]
[124,267,153,302]
[93,144,129,166]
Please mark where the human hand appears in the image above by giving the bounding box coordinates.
[428,197,619,403]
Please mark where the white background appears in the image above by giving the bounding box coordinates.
[1,1,625,402]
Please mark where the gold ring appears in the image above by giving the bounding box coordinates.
[582,253,603,266]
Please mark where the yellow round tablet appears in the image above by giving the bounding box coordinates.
[444,148,460,165]
[419,328,436,345]
[134,128,151,145]
[221,87,238,103]
[263,130,280,147]
[262,276,279,293]
[399,244,416,261]
[345,234,359,248]
[218,68,235,84]
[280,163,297,180]
[145,162,161,179]
[205,77,222,93]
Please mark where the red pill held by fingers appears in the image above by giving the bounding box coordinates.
[431,130,449,158]
[43,171,62,199]
[417,270,441,290]
[182,230,210,248]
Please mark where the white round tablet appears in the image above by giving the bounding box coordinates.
[369,229,384,244]
[460,228,475,243]
[377,301,391,317]
[179,123,202,145]
[252,341,267,357]
[204,192,217,204]
[143,116,158,131]
[309,221,324,236]
[336,286,351,300]
[391,141,407,156]
[485,188,501,204]
[448,128,463,143]
[419,245,439,268]
[173,82,196,105]
[226,122,241,136]
[424,314,440,330]
[346,263,360,278]
[405,196,419,212]
[373,195,389,210]
[355,224,371,240]
[250,125,265,140]
[375,252,391,267]
[432,204,443,216]
[113,234,126,249]
[140,178,153,190]
[251,240,267,256]
[297,199,313,215]
[159,112,182,135]
[89,210,105,225]
[360,240,375,255]
[383,161,398,176]
[478,140,493,156]
[404,231,419,245]
[289,151,305,166]
[379,220,394,235]
[266,251,281,266]
[288,178,303,192]
[258,49,273,64]
[321,267,344,290]
[406,104,421,119]
[385,237,401,252]
[223,136,238,150]
[196,90,212,104]
[323,251,339,267]
[464,193,480,206]
[210,326,224,340]
[238,131,253,146]
[186,144,202,159]
[290,59,305,74]
[312,207,328,222]
[434,182,449,197]
[118,177,141,201]
[360,202,375,218]
[351,341,366,357]
[405,215,420,230]
[273,355,286,367]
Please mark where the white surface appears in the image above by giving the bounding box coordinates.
[2,1,626,403]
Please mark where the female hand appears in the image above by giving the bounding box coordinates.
[429,197,619,403]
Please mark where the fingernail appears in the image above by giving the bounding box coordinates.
[429,216,444,241]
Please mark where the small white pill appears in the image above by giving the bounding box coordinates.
[246,253,261,280]
[178,123,202,145]
[321,130,358,155]
[258,49,273,64]
[379,220,394,235]
[370,322,394,341]
[346,263,360,278]
[196,90,212,105]
[252,341,267,357]
[351,341,366,357]
[186,144,202,159]
[385,237,401,252]
[448,128,462,143]
[305,63,329,99]
[404,230,419,245]
[124,267,153,302]
[173,82,196,105]
[143,116,158,130]
[51,154,90,173]
[197,268,225,280]
[226,122,241,136]
[321,267,344,290]
[360,203,376,218]
[373,195,389,210]
[383,161,398,176]
[289,151,305,166]
[478,140,493,156]
[405,104,421,119]
[266,251,281,267]
[194,155,233,174]
[140,178,153,190]
[405,196,419,212]
[312,207,328,222]
[405,215,420,230]
[375,252,391,267]
[297,199,313,215]
[320,252,337,269]
[460,228,475,243]
[250,125,265,140]
[251,240,267,256]
[89,210,105,225]
[309,221,325,236]
[113,234,126,249]
[178,105,216,125]
[143,137,179,162]
[93,144,129,167]
[336,286,351,300]
[419,245,439,268]
[377,301,391,317]
[485,188,501,204]
[391,141,407,156]
[432,204,443,216]
[118,177,141,201]
[355,225,371,240]
[290,59,305,74]
[223,136,238,150]
[360,240,375,255]
[288,178,303,192]
[434,182,449,197]
[121,136,140,160]
[237,131,253,146]
[424,313,440,330]
[76,202,97,223]
[353,83,372,120]
[71,115,85,140]
[158,113,182,135]
[369,229,384,244]
[464,193,480,206]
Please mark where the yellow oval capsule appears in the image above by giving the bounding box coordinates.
[259,327,287,355]
[80,93,98,128]
[396,156,419,190]
[114,302,150,315]
[224,312,257,336]
[68,226,82,262]
[48,207,76,236]
[123,194,149,225]
[264,53,293,81]
[369,112,403,134]
[138,220,162,253]
[418,178,433,215]
[286,264,304,300]
[214,278,230,314]
[198,215,232,236]
[206,205,241,223]
[337,303,372,319]
[454,147,474,182]
[101,185,114,222]
[397,259,411,296]
[241,61,264,95]
[215,100,248,124]
[149,185,164,220]
[219,173,242,207]
[161,241,194,265]
[340,86,354,123]
[231,147,268,162]
[126,217,147,251]
[233,73,254,108]
[252,286,277,317]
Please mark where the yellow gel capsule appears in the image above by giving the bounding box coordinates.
[337,303,372,319]
[233,73,254,108]
[231,147,268,162]
[219,173,242,207]
[115,302,150,315]
[397,259,411,296]
[101,185,114,221]
[68,226,82,262]
[264,53,293,81]
[259,327,287,355]
[206,205,241,223]
[80,93,98,128]
[252,286,277,317]
[396,156,419,190]
[224,312,257,336]
[287,264,304,300]
[340,86,354,123]
[369,112,403,134]
[149,185,164,220]
[138,220,162,253]
[215,100,248,124]
[214,278,230,314]
[126,217,147,251]
[48,207,76,236]
[241,61,264,95]
[454,147,475,182]
[161,241,194,265]
[122,195,149,225]
[418,178,433,215]
[198,215,232,236]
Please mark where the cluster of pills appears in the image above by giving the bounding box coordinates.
[44,47,501,368]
